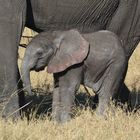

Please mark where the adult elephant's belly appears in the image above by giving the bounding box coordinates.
[28,0,119,33]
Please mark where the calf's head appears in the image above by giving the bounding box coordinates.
[21,30,89,95]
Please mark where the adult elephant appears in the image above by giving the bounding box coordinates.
[0,0,139,119]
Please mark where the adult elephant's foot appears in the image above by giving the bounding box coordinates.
[1,95,20,121]
[0,73,26,121]
[119,83,130,104]
[113,83,130,105]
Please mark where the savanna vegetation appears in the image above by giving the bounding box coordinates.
[0,28,139,140]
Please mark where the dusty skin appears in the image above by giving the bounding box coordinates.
[0,28,138,140]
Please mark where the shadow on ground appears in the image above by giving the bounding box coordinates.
[25,88,99,118]
[129,88,140,111]
[25,87,140,119]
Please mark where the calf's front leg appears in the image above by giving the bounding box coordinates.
[53,66,82,123]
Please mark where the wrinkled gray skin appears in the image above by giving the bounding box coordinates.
[21,30,127,122]
[0,0,26,119]
[0,0,139,119]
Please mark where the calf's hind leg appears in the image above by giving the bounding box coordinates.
[96,57,127,117]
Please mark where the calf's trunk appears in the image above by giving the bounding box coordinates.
[21,55,32,95]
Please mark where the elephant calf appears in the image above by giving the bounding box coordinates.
[21,29,127,122]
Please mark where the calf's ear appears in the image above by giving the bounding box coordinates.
[47,29,89,73]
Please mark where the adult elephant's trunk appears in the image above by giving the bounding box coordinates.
[21,54,32,95]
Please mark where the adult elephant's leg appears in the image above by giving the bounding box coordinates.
[114,37,140,105]
[0,1,26,119]
[112,63,129,104]
[121,38,140,106]
[106,0,140,105]
[115,83,130,104]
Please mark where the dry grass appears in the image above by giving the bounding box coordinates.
[0,109,140,140]
[0,28,140,140]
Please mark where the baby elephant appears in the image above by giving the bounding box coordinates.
[21,29,126,123]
